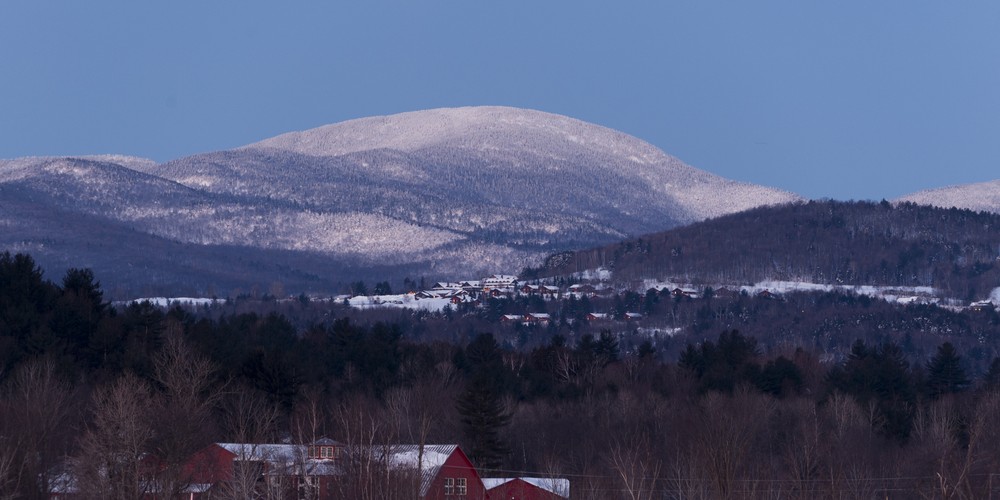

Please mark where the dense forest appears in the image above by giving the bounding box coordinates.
[536,200,1000,301]
[3,252,1000,498]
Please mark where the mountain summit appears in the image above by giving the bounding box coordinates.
[895,179,1000,214]
[245,106,800,222]
[4,107,800,296]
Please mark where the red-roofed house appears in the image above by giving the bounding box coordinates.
[386,444,486,500]
[483,477,570,500]
[175,441,483,500]
[181,440,342,499]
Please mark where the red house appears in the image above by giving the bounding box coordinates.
[181,440,342,499]
[176,441,482,500]
[483,477,570,500]
[385,444,486,500]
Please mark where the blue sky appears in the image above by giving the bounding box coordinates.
[1,1,998,200]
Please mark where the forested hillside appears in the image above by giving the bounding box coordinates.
[897,179,1000,214]
[538,200,1000,301]
[1,107,799,298]
[4,253,1000,498]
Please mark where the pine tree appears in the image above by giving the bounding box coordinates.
[456,372,511,471]
[925,342,969,398]
[456,333,512,470]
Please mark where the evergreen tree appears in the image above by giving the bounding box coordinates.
[679,330,761,393]
[756,356,802,397]
[456,372,511,471]
[456,333,513,469]
[54,268,108,361]
[595,329,620,366]
[828,340,916,441]
[984,357,1000,389]
[925,342,969,398]
[0,252,60,371]
[373,281,393,295]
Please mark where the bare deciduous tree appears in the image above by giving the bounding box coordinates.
[216,385,281,500]
[609,431,662,500]
[149,330,224,497]
[74,373,155,500]
[0,358,77,499]
[331,393,416,500]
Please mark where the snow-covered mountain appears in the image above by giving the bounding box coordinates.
[895,179,1000,214]
[242,106,799,222]
[2,106,800,296]
[135,107,800,262]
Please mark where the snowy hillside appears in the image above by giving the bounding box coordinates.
[2,107,801,296]
[240,106,800,222]
[896,179,1000,214]
[132,107,800,269]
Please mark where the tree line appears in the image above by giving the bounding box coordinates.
[4,252,1000,498]
[537,200,1000,301]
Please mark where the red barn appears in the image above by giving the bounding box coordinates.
[386,445,486,500]
[483,477,570,500]
[181,441,342,499]
[176,441,481,500]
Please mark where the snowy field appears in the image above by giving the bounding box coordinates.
[643,279,943,305]
[347,294,453,312]
[120,297,224,307]
[743,281,938,304]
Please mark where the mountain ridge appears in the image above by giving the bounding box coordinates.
[895,179,1000,214]
[532,199,1000,303]
[2,106,801,296]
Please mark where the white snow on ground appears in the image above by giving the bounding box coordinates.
[991,287,1000,303]
[347,294,452,312]
[744,281,937,301]
[640,279,940,304]
[573,267,612,280]
[122,297,224,307]
[636,327,684,338]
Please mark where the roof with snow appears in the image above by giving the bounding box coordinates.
[482,477,570,498]
[215,443,340,476]
[217,443,302,462]
[384,444,461,497]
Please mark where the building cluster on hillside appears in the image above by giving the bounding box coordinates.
[406,275,655,324]
[968,300,996,313]
[418,275,632,300]
[348,273,1000,324]
[49,439,569,499]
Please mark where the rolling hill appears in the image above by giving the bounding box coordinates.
[533,200,1000,302]
[896,179,1000,214]
[1,107,800,297]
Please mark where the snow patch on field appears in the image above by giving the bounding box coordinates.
[745,281,937,300]
[574,267,612,280]
[637,326,684,338]
[639,279,940,304]
[347,294,452,312]
[121,297,224,307]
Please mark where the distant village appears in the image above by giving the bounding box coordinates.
[340,273,999,322]
[344,274,650,325]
